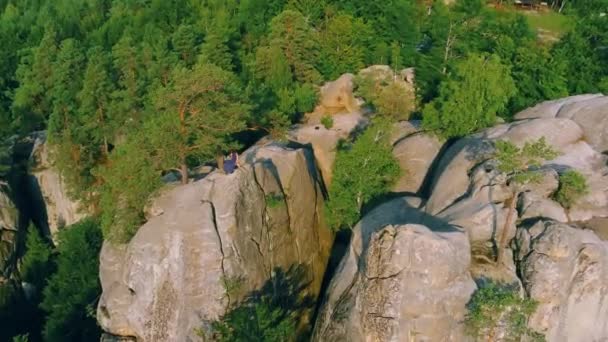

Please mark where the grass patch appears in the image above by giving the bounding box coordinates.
[321,115,334,129]
[523,10,573,37]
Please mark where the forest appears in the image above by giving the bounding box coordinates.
[0,0,607,340]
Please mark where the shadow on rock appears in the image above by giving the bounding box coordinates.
[200,264,315,342]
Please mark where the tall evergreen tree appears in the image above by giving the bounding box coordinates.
[151,62,250,183]
[317,13,371,80]
[11,26,58,133]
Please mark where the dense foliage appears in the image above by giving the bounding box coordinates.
[422,53,516,139]
[0,0,604,242]
[325,119,400,230]
[40,219,103,341]
[465,282,544,341]
[554,169,589,209]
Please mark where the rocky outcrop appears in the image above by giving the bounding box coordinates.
[97,143,332,341]
[391,132,442,194]
[314,73,359,115]
[516,220,608,341]
[312,198,476,341]
[290,112,366,186]
[515,94,608,152]
[29,133,86,239]
[0,184,20,283]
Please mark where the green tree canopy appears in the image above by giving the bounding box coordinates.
[422,53,516,139]
[40,218,103,342]
[325,119,401,230]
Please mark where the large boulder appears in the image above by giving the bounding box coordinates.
[314,73,359,115]
[425,115,607,217]
[515,94,608,152]
[312,198,476,341]
[97,143,333,341]
[391,132,443,194]
[29,133,86,239]
[516,220,608,341]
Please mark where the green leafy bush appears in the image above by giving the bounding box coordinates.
[320,115,334,129]
[554,170,589,209]
[423,53,516,139]
[294,83,318,113]
[325,119,401,230]
[354,74,413,121]
[465,282,544,341]
[206,266,313,342]
[40,218,102,341]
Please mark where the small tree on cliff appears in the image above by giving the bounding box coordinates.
[494,137,557,264]
[151,62,250,183]
[325,119,401,230]
[465,281,543,341]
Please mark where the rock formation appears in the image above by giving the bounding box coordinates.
[314,73,360,115]
[97,143,333,341]
[312,198,476,341]
[314,94,608,340]
[516,220,608,341]
[290,112,367,186]
[29,132,86,239]
[0,184,20,284]
[95,94,608,341]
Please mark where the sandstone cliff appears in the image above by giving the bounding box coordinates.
[97,143,333,341]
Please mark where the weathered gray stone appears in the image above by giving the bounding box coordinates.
[519,192,568,223]
[391,133,443,194]
[29,133,86,239]
[97,143,332,342]
[515,94,608,153]
[517,221,608,341]
[514,94,603,120]
[312,198,476,342]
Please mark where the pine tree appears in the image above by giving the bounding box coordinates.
[47,38,85,142]
[494,137,558,264]
[20,225,53,293]
[41,219,102,341]
[266,10,322,85]
[11,26,58,133]
[78,48,114,158]
[172,24,199,66]
[317,13,371,80]
[151,62,250,183]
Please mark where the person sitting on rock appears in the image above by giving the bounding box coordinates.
[223,150,240,174]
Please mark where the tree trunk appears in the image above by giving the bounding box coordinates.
[497,190,518,265]
[180,152,188,184]
[442,23,453,75]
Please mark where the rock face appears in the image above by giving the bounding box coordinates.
[315,73,359,114]
[0,185,20,282]
[312,198,476,341]
[29,133,86,239]
[290,112,366,186]
[391,132,442,194]
[516,220,608,341]
[515,94,608,152]
[97,143,333,341]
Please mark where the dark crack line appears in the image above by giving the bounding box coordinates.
[202,199,229,308]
